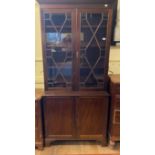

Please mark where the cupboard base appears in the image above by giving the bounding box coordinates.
[44,136,107,146]
[42,92,109,148]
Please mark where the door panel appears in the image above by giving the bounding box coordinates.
[43,97,74,137]
[41,9,76,89]
[77,9,113,89]
[77,97,108,136]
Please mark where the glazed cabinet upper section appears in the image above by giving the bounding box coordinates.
[40,5,113,91]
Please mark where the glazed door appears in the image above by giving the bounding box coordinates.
[41,8,112,90]
[77,8,113,90]
[41,9,76,90]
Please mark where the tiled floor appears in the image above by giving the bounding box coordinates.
[35,141,120,155]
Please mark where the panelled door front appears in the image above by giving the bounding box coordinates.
[43,97,75,139]
[77,97,108,138]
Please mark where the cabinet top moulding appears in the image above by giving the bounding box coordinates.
[37,0,116,5]
[37,0,115,9]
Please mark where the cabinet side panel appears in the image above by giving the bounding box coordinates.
[35,99,43,149]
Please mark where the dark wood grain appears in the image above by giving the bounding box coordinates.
[42,94,109,146]
[43,97,74,137]
[77,97,109,145]
[77,97,106,135]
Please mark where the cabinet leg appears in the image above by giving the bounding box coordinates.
[37,146,44,150]
[45,141,51,147]
[36,144,44,150]
[100,138,107,146]
[109,139,116,148]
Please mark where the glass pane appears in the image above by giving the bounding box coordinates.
[80,12,108,88]
[43,12,72,88]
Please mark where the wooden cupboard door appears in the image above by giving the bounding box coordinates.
[43,97,74,138]
[77,97,108,136]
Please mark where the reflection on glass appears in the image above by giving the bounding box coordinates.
[46,32,60,43]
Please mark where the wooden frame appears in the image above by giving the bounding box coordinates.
[40,5,113,91]
[36,0,114,148]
